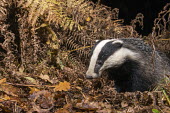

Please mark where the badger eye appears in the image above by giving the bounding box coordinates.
[97,60,102,65]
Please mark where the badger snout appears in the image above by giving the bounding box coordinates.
[86,71,99,79]
[86,75,94,79]
[86,74,98,79]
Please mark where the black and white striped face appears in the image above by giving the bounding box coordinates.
[86,39,139,79]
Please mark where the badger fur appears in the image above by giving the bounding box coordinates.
[86,38,170,92]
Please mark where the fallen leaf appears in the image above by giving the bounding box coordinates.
[39,74,51,82]
[24,77,37,84]
[76,101,98,111]
[46,40,51,45]
[29,87,40,94]
[55,104,72,113]
[152,109,160,113]
[55,109,70,113]
[0,94,11,102]
[86,17,91,22]
[0,84,20,97]
[0,78,6,84]
[54,81,70,91]
[30,90,54,112]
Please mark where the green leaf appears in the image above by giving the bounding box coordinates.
[152,109,160,113]
[162,89,170,106]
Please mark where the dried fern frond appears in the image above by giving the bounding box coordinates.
[0,0,8,23]
[150,3,170,53]
[153,3,170,38]
[0,0,19,72]
[18,0,90,30]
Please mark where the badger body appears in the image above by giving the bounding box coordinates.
[86,38,170,92]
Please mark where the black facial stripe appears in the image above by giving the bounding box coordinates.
[90,40,102,57]
[94,41,122,74]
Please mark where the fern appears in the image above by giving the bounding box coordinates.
[150,3,170,53]
[18,0,92,30]
[16,0,132,65]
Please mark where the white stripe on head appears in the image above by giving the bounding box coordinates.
[112,40,123,45]
[99,48,140,75]
[86,39,116,78]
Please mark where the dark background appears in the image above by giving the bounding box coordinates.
[92,0,169,36]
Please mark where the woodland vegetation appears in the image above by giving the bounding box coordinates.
[0,0,170,112]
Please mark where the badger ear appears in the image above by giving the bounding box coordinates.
[95,40,100,42]
[112,40,123,47]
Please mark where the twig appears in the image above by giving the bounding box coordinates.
[6,82,56,88]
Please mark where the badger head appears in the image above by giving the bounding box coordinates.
[86,39,140,79]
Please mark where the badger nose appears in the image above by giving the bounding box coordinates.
[86,75,94,79]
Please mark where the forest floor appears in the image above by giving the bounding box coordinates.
[0,0,170,113]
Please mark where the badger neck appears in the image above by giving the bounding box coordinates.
[106,59,141,92]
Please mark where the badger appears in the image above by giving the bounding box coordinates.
[86,38,170,92]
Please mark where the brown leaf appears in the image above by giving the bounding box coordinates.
[75,97,99,111]
[39,74,53,83]
[30,90,54,112]
[55,104,72,113]
[29,87,40,94]
[0,84,20,97]
[0,94,11,102]
[86,17,91,22]
[0,78,6,84]
[55,109,70,113]
[39,74,50,81]
[54,81,71,91]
